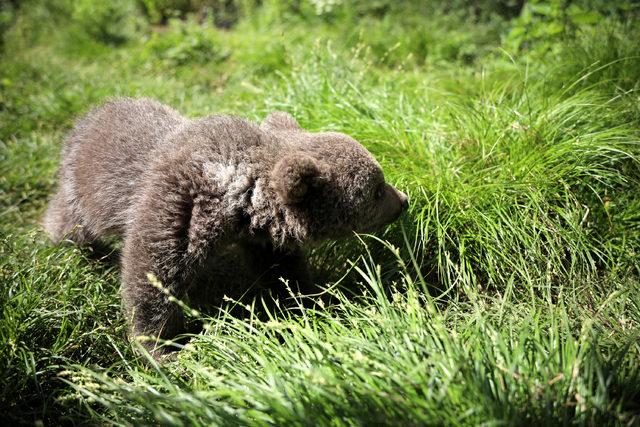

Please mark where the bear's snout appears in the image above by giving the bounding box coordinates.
[395,188,409,211]
[389,185,408,216]
[377,185,408,228]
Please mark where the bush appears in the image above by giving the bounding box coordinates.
[504,0,638,56]
[143,17,229,65]
[347,13,505,67]
[138,0,248,27]
[0,1,16,47]
[72,0,145,44]
[138,0,192,24]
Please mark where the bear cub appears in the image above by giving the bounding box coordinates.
[44,98,408,357]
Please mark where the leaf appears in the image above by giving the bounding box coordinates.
[570,12,602,26]
[532,21,564,38]
[531,3,553,16]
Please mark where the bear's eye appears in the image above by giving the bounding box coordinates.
[375,183,386,199]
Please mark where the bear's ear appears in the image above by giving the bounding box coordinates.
[271,155,322,205]
[261,111,301,131]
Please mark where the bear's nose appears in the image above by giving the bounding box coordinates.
[396,189,409,210]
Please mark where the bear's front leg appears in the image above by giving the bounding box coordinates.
[122,166,227,358]
[121,235,189,357]
[244,242,316,301]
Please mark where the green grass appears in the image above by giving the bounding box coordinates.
[1,1,639,425]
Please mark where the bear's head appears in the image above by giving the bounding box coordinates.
[262,112,408,244]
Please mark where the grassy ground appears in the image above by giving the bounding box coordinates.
[1,1,640,425]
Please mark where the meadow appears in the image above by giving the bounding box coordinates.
[1,0,639,424]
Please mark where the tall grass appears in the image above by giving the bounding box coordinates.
[61,239,640,425]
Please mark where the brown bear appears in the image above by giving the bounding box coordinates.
[44,98,408,357]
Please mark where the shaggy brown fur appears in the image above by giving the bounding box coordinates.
[44,98,408,357]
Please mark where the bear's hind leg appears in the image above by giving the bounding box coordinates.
[122,280,187,358]
[43,190,94,245]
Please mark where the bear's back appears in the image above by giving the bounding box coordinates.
[62,98,188,236]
